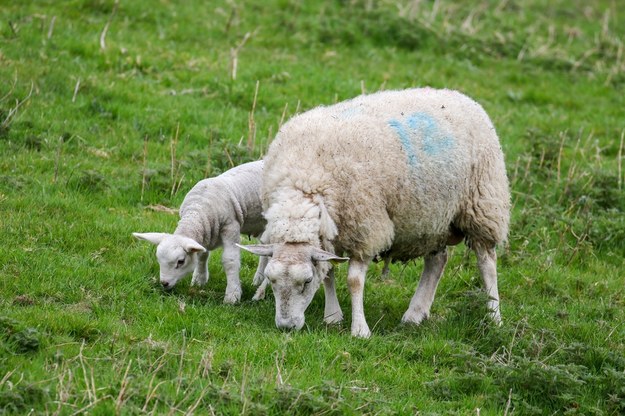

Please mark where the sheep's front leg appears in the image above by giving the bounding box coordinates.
[191,251,210,287]
[323,268,343,325]
[475,245,502,325]
[347,258,372,338]
[251,255,270,301]
[252,275,270,301]
[252,255,269,286]
[221,227,243,304]
[402,249,447,325]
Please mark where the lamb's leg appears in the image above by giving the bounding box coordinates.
[402,249,448,325]
[347,258,372,338]
[191,251,210,286]
[252,275,270,301]
[323,268,343,325]
[474,244,502,325]
[221,229,242,304]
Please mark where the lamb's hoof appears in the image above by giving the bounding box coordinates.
[324,311,344,325]
[401,309,428,326]
[351,322,371,338]
[223,290,241,305]
[191,275,208,287]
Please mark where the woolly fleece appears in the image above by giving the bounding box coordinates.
[262,88,510,260]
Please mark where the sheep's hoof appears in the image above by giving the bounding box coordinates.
[401,310,428,326]
[251,287,266,301]
[324,311,343,325]
[351,321,371,338]
[223,290,241,304]
[489,310,502,326]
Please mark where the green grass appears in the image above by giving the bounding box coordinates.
[1,0,624,414]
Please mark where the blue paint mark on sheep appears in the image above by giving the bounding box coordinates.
[388,112,455,168]
[388,119,419,168]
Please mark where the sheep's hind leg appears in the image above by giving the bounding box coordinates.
[323,268,343,325]
[191,251,210,286]
[402,249,448,325]
[474,244,502,325]
[380,256,391,279]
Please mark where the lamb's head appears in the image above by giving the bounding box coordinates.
[239,243,348,330]
[133,232,206,290]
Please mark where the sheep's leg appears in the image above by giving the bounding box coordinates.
[323,268,343,325]
[252,255,268,286]
[402,249,448,325]
[474,245,502,325]
[252,275,270,301]
[191,251,210,286]
[221,228,243,304]
[251,255,270,301]
[380,256,391,279]
[347,258,372,338]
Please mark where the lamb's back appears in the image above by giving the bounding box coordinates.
[181,161,265,236]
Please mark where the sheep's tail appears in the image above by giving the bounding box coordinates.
[458,146,511,248]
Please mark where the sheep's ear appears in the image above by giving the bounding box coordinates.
[133,232,169,246]
[237,243,274,257]
[181,238,206,254]
[310,248,349,263]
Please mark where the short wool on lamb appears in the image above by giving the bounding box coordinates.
[134,160,268,304]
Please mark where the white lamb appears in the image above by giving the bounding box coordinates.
[134,160,268,304]
[240,88,510,337]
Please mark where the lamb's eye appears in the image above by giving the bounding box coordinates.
[176,258,185,268]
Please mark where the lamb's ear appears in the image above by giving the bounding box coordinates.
[310,247,349,263]
[237,243,274,257]
[133,232,169,246]
[181,238,206,254]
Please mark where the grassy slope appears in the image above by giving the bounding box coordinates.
[1,0,624,414]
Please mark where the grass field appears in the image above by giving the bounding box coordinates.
[1,0,624,414]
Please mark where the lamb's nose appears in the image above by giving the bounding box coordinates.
[161,281,170,288]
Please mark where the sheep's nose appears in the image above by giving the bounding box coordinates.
[161,281,170,289]
[275,316,304,331]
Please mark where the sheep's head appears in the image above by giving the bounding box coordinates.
[239,243,348,330]
[133,232,206,290]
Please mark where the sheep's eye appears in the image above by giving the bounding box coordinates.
[301,276,313,292]
[176,258,185,268]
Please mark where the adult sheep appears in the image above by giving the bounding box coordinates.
[240,88,510,338]
[134,160,268,304]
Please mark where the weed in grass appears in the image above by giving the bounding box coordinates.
[0,316,41,354]
[0,384,49,415]
[66,169,110,193]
